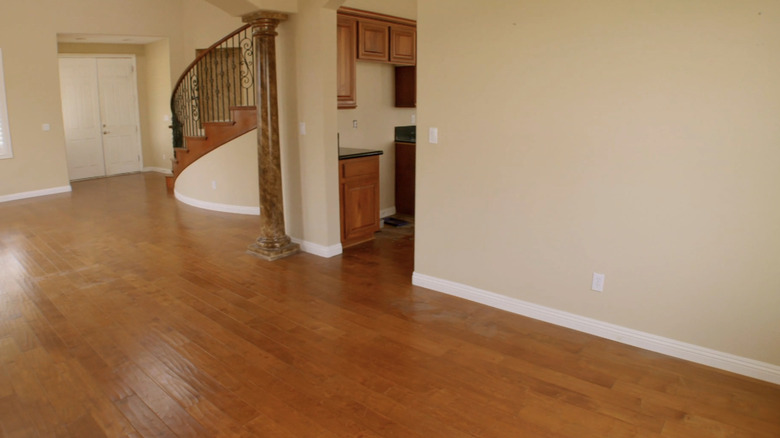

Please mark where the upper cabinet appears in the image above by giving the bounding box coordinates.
[389,24,416,65]
[358,20,390,62]
[337,15,357,109]
[337,8,417,109]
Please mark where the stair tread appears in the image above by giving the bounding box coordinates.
[204,121,236,127]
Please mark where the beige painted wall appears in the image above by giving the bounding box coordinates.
[175,130,259,207]
[287,0,340,246]
[337,62,415,213]
[416,0,780,365]
[0,0,186,197]
[145,40,173,171]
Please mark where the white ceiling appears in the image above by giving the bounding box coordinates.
[57,34,164,45]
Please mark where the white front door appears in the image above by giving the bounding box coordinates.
[97,58,141,175]
[59,56,142,180]
[59,58,105,180]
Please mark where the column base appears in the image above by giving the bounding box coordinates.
[247,241,300,261]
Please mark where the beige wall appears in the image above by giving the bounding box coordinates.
[0,0,187,196]
[337,62,415,213]
[145,40,173,171]
[288,0,341,247]
[416,0,780,365]
[175,130,259,207]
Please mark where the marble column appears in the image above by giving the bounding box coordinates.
[243,11,299,261]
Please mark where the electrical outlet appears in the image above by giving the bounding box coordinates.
[591,273,605,292]
[411,114,416,124]
[352,120,358,128]
[162,153,167,160]
[211,180,217,190]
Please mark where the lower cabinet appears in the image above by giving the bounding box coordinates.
[339,155,380,247]
[394,142,416,215]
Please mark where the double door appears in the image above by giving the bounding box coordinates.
[58,56,142,180]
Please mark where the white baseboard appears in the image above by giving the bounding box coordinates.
[291,238,342,258]
[143,167,172,175]
[412,272,780,385]
[380,206,397,218]
[0,185,72,204]
[172,190,343,258]
[173,189,260,215]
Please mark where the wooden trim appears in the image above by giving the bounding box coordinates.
[337,7,416,26]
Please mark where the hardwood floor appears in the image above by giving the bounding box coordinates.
[0,172,778,437]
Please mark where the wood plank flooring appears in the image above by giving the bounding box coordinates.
[0,172,778,437]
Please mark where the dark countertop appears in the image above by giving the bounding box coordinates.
[338,147,384,160]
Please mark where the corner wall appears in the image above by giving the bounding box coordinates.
[415,0,780,367]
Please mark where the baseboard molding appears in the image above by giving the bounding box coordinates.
[172,190,343,258]
[380,206,397,219]
[0,185,72,204]
[143,167,172,175]
[412,272,780,385]
[291,238,342,258]
[173,189,260,215]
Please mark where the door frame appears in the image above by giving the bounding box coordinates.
[58,54,144,178]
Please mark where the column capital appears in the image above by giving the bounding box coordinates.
[242,10,288,26]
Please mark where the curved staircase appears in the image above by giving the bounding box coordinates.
[166,24,257,189]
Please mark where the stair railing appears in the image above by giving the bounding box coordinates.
[171,24,255,148]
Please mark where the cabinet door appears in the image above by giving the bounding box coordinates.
[342,176,380,243]
[337,15,357,109]
[390,24,416,65]
[358,20,389,61]
[394,142,416,215]
[395,66,416,108]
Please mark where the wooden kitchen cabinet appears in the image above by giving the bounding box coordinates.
[357,19,390,62]
[337,15,357,109]
[339,155,381,247]
[395,142,416,215]
[395,66,416,108]
[389,24,416,65]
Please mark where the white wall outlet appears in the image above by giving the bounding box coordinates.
[299,122,306,135]
[592,272,605,292]
[162,153,167,160]
[352,120,358,128]
[42,123,51,131]
[211,180,217,190]
[429,127,439,144]
[411,114,416,124]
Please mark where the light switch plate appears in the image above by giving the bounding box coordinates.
[429,127,438,144]
[592,273,605,292]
